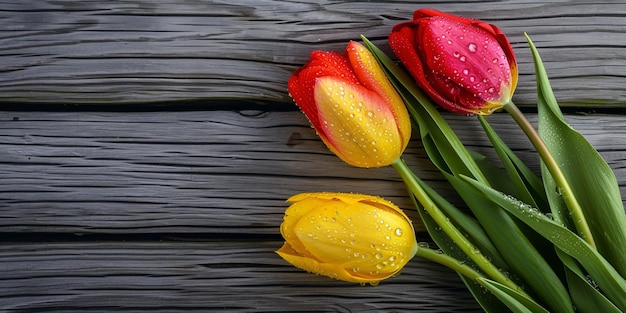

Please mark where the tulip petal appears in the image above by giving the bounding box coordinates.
[346,41,412,148]
[278,192,418,284]
[419,17,512,110]
[288,51,360,138]
[389,8,517,115]
[389,25,466,114]
[276,241,389,283]
[313,76,403,167]
[293,197,417,275]
[281,196,331,259]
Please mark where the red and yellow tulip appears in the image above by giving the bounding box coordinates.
[288,41,411,167]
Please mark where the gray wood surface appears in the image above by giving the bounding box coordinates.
[1,110,625,312]
[0,241,481,312]
[2,111,624,235]
[2,0,626,312]
[1,0,625,106]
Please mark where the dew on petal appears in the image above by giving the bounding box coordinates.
[468,43,477,52]
[394,228,403,236]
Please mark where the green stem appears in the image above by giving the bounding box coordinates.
[504,101,596,248]
[414,244,484,281]
[392,158,528,296]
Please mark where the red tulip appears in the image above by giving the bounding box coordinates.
[389,8,518,115]
[288,41,411,168]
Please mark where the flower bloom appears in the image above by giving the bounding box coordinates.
[389,8,518,115]
[276,192,418,285]
[288,41,411,167]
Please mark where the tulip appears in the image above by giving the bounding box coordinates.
[288,41,411,167]
[276,192,418,285]
[388,8,518,115]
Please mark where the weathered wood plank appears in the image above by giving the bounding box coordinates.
[0,241,481,312]
[1,110,624,235]
[1,0,625,106]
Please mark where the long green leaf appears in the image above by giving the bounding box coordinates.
[478,116,548,211]
[526,33,626,277]
[408,167,508,269]
[557,250,622,313]
[444,173,572,313]
[462,175,626,311]
[408,192,511,313]
[478,278,550,313]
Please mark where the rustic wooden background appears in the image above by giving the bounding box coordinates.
[1,1,625,312]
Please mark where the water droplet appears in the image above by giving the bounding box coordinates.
[462,69,469,75]
[555,186,563,195]
[453,51,460,58]
[394,228,403,236]
[375,253,383,259]
[468,43,477,52]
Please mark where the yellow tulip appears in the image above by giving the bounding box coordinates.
[276,192,418,285]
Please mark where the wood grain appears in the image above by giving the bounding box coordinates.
[0,241,481,312]
[1,0,625,106]
[1,110,624,235]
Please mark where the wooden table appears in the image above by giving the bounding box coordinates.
[1,1,624,311]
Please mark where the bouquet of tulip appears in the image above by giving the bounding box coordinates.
[277,8,626,312]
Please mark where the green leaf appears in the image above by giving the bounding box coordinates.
[478,278,551,313]
[557,250,622,313]
[526,33,626,277]
[477,117,565,275]
[462,175,626,311]
[408,192,511,313]
[444,174,573,313]
[407,165,508,269]
[477,116,548,211]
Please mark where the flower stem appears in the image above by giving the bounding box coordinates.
[392,158,528,295]
[414,244,484,281]
[504,101,596,248]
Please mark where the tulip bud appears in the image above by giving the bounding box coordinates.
[276,192,418,285]
[389,8,518,115]
[288,41,411,167]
